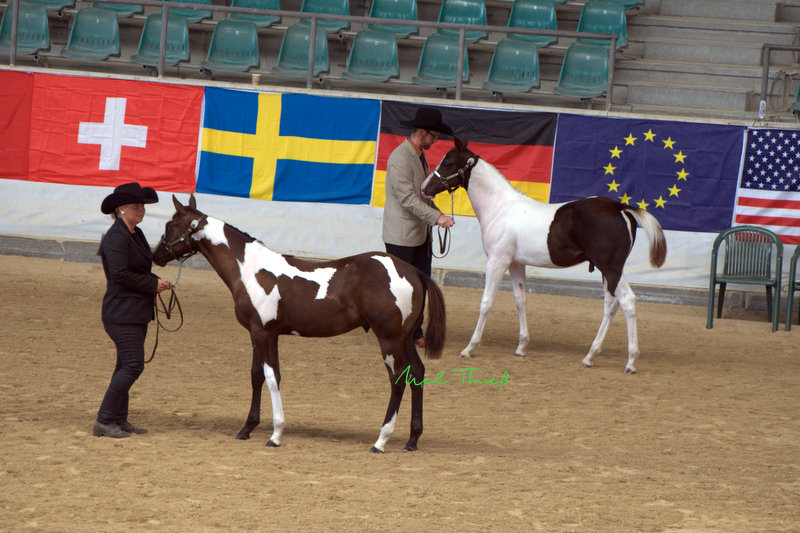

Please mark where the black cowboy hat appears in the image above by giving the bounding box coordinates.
[101,182,159,214]
[400,107,453,136]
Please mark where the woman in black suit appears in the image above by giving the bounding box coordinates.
[94,182,171,438]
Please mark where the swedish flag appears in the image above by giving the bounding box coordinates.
[197,88,379,204]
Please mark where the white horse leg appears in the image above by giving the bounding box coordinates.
[262,362,285,446]
[615,276,640,374]
[461,258,508,358]
[582,278,619,368]
[508,262,529,357]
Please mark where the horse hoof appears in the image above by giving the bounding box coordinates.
[513,352,525,358]
[403,444,417,452]
[266,440,280,447]
[624,367,636,374]
[369,446,384,454]
[460,353,472,359]
[235,433,250,440]
[581,362,594,368]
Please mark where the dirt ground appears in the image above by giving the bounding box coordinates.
[1,254,798,532]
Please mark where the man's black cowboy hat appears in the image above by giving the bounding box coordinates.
[400,107,453,136]
[101,182,159,214]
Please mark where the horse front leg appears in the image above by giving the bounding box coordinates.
[582,278,619,370]
[403,338,425,452]
[508,262,529,357]
[371,340,407,453]
[461,257,508,358]
[236,338,266,440]
[261,334,285,446]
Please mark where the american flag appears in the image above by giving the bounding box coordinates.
[733,128,800,245]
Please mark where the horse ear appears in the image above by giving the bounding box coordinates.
[189,194,197,210]
[454,136,466,152]
[172,194,183,212]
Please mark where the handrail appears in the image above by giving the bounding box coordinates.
[3,0,619,109]
[758,43,800,119]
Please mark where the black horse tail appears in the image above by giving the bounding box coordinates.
[420,273,446,359]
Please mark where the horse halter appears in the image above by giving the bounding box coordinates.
[432,155,479,193]
[159,214,207,263]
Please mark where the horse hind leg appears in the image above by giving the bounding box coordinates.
[402,338,425,452]
[371,339,408,453]
[615,276,639,374]
[582,278,619,369]
[508,262,529,357]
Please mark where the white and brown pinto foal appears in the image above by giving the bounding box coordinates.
[421,138,666,373]
[153,195,445,452]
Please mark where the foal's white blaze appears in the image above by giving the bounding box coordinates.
[196,217,229,247]
[238,240,337,326]
[371,255,413,324]
[263,362,285,445]
[372,411,397,452]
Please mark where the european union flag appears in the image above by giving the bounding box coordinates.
[550,115,745,232]
[197,88,380,204]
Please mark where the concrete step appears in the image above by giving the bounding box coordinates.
[659,0,780,22]
[641,37,797,66]
[625,79,753,110]
[629,15,799,45]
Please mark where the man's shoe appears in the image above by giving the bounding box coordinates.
[93,421,131,438]
[118,421,148,435]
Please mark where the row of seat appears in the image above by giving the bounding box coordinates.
[0,0,627,99]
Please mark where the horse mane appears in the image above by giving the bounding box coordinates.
[477,159,528,198]
[193,208,275,253]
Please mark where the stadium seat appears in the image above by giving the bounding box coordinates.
[707,225,783,332]
[271,21,329,77]
[60,6,120,61]
[366,0,418,39]
[553,41,609,99]
[436,0,487,44]
[200,19,260,73]
[26,0,74,12]
[605,0,644,8]
[299,0,349,34]
[131,12,190,67]
[785,244,800,331]
[0,2,50,56]
[411,33,469,89]
[165,0,212,24]
[576,0,628,50]
[791,83,800,116]
[482,37,540,95]
[229,0,280,29]
[91,2,144,18]
[342,28,399,82]
[506,0,557,48]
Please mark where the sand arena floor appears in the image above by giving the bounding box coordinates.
[1,254,798,532]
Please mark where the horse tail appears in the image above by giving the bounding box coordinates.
[624,207,667,268]
[419,273,446,359]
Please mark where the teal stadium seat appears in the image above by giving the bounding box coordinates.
[229,0,280,29]
[200,19,260,73]
[553,41,609,99]
[576,0,628,50]
[342,28,399,82]
[131,12,190,67]
[0,2,50,56]
[366,0,418,39]
[482,38,540,94]
[437,0,487,44]
[271,21,329,77]
[299,0,349,34]
[786,244,800,331]
[411,33,469,89]
[91,2,144,18]
[60,6,120,61]
[165,0,212,24]
[605,0,644,8]
[26,0,74,12]
[507,0,557,48]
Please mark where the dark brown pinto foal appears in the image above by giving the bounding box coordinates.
[153,195,445,452]
[422,138,666,373]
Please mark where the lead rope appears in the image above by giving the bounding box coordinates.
[146,259,186,364]
[433,192,454,259]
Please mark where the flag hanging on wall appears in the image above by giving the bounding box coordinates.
[23,73,203,192]
[733,128,800,244]
[373,101,557,217]
[550,115,745,233]
[0,71,33,181]
[197,88,380,204]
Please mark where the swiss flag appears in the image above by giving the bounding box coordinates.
[26,73,203,192]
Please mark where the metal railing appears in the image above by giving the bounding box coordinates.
[3,0,619,109]
[758,43,800,119]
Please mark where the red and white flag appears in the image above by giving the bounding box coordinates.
[21,72,203,192]
[733,128,800,245]
[0,71,34,181]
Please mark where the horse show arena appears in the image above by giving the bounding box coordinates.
[1,253,798,532]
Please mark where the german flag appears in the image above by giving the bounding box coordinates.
[372,101,557,216]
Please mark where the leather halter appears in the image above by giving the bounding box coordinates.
[431,155,479,193]
[158,214,207,263]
